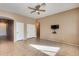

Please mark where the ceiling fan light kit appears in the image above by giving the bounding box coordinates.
[36,10,39,12]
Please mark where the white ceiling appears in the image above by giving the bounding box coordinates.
[0,3,79,19]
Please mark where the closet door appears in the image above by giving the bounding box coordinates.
[15,22,24,41]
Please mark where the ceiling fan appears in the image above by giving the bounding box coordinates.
[28,3,46,15]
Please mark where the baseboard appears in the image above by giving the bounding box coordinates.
[42,39,79,47]
[26,37,36,39]
[14,37,36,42]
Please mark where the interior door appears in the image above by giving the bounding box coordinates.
[27,24,36,38]
[16,22,24,41]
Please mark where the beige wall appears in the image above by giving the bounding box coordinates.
[0,10,34,41]
[39,8,79,45]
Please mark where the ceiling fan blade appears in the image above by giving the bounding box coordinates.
[41,3,46,6]
[31,11,36,14]
[35,3,46,9]
[28,7,35,10]
[39,10,46,12]
[35,5,40,9]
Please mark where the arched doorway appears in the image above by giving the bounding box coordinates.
[0,16,14,41]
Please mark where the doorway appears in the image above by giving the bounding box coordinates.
[35,20,40,40]
[0,18,14,41]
